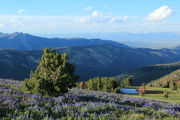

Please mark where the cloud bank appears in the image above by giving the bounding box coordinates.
[78,11,129,24]
[0,6,178,34]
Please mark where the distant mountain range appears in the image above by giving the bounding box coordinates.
[0,43,180,81]
[115,61,180,86]
[0,32,129,50]
[40,32,180,49]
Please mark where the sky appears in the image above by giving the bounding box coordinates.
[0,0,180,34]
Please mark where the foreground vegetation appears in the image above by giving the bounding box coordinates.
[24,48,78,96]
[0,48,179,119]
[83,77,118,93]
[0,79,180,120]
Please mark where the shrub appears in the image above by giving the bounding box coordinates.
[169,80,177,90]
[139,84,146,96]
[114,88,121,93]
[163,90,169,98]
[23,48,79,96]
[79,82,85,89]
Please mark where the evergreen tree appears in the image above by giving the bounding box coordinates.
[85,77,117,92]
[24,48,79,96]
[120,76,133,87]
[169,80,177,90]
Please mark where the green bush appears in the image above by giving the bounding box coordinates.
[23,48,79,96]
[163,90,169,98]
[85,77,117,92]
[169,80,177,90]
[114,88,121,93]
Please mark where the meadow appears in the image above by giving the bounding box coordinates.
[124,87,180,104]
[0,79,179,120]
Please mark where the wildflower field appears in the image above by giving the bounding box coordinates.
[0,79,179,120]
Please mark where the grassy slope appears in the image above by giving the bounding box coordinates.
[115,61,180,86]
[124,87,180,104]
[147,69,180,87]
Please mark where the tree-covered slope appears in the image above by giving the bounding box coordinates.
[0,49,41,80]
[115,62,180,86]
[147,69,180,88]
[0,44,180,81]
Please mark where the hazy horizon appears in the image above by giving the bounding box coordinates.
[0,31,180,49]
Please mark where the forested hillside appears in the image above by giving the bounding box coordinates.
[0,44,180,81]
[147,69,180,88]
[115,62,180,86]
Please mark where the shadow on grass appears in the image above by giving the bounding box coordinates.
[145,90,163,94]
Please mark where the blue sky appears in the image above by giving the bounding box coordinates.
[0,0,179,34]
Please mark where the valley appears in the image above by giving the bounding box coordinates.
[0,40,179,82]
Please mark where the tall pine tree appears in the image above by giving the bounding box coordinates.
[24,48,79,96]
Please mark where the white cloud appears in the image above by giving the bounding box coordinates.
[83,6,93,11]
[122,16,129,21]
[92,11,102,17]
[17,9,25,14]
[147,6,173,21]
[0,15,78,33]
[0,24,5,28]
[78,11,129,24]
[108,16,129,23]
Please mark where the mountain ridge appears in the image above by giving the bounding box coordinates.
[0,32,129,50]
[0,43,180,81]
[40,32,180,49]
[115,61,180,86]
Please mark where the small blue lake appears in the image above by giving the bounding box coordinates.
[120,88,139,94]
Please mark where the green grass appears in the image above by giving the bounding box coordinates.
[123,87,180,104]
